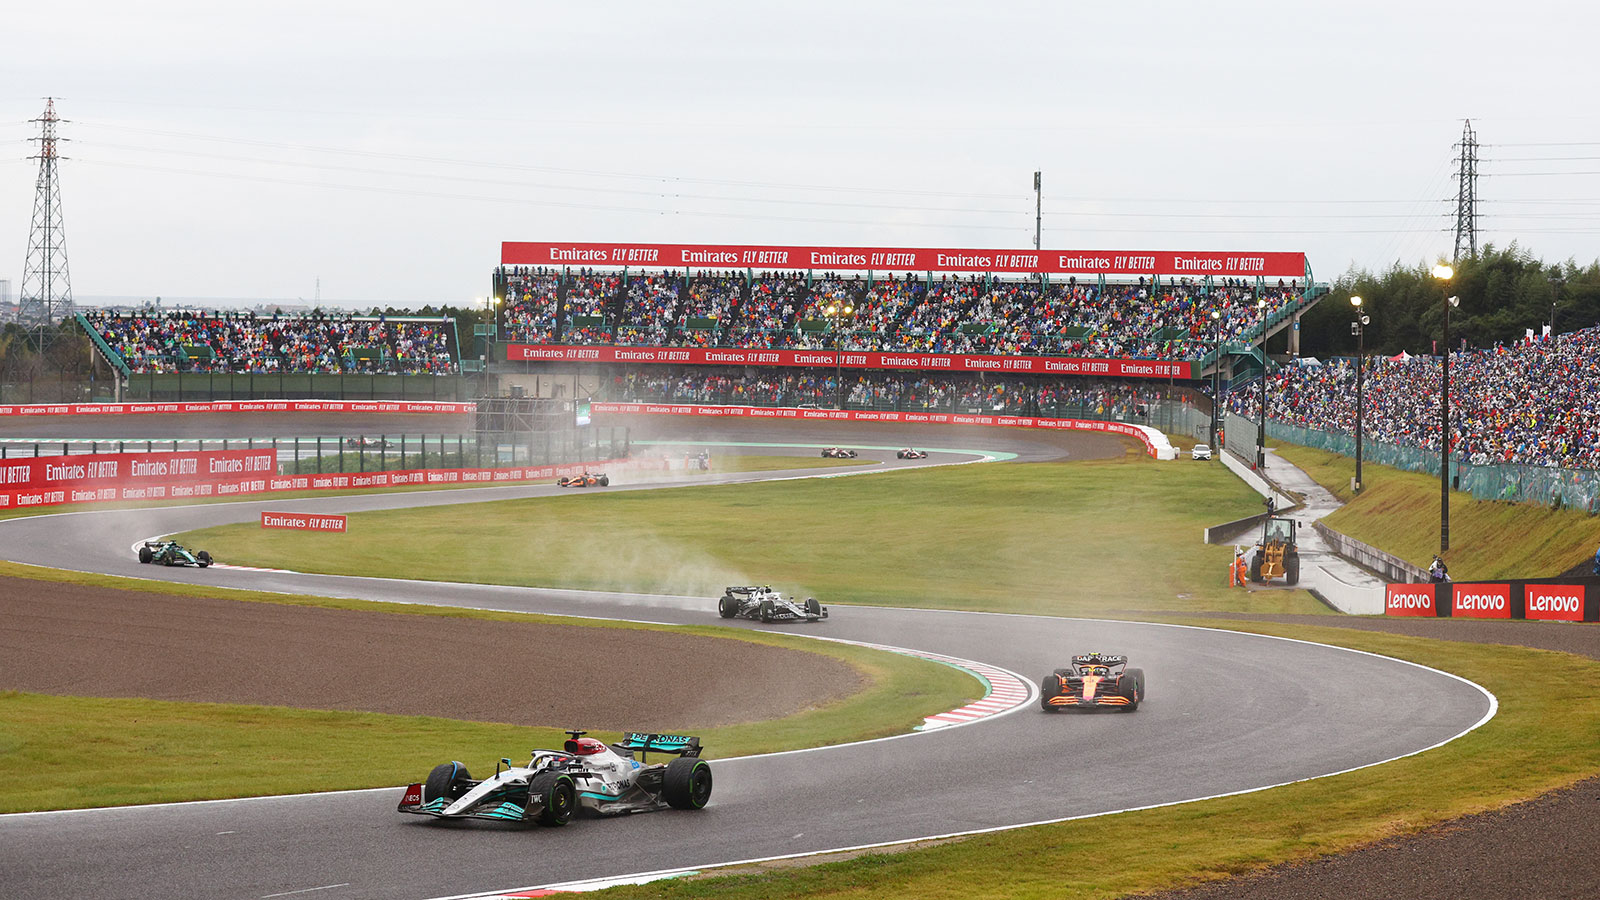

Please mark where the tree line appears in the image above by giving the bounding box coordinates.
[1293,243,1600,359]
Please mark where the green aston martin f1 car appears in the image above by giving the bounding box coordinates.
[137,539,213,567]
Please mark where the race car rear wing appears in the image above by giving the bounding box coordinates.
[1071,653,1127,667]
[618,732,703,760]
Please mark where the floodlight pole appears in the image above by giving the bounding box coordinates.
[1432,264,1454,554]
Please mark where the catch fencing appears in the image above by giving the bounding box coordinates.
[1268,422,1600,513]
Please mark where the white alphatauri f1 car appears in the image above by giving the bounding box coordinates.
[398,731,712,827]
[717,585,828,622]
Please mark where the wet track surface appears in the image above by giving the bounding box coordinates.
[0,421,1495,900]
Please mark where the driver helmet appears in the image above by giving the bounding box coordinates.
[566,737,608,756]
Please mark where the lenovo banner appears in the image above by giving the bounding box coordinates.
[1385,583,1440,617]
[505,345,1193,379]
[1451,583,1513,619]
[502,242,1308,279]
[261,512,348,532]
[1524,584,1585,622]
[0,400,477,417]
[588,402,1164,459]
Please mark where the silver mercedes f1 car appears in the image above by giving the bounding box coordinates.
[398,731,712,827]
[717,585,827,622]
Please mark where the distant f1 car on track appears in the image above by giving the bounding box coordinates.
[137,539,212,568]
[556,472,610,488]
[345,436,393,449]
[896,448,928,459]
[398,730,712,827]
[718,585,827,622]
[1041,652,1144,712]
[820,447,858,458]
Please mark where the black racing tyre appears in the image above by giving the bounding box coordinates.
[1249,554,1264,582]
[527,772,577,826]
[1117,675,1140,712]
[598,475,610,487]
[1040,674,1063,712]
[820,450,831,458]
[662,757,713,810]
[1126,667,1146,702]
[422,761,472,804]
[718,594,738,618]
[138,546,152,564]
[758,599,775,623]
[1285,553,1301,585]
[804,597,823,619]
[197,550,212,568]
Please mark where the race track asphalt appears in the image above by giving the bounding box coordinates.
[0,423,1495,900]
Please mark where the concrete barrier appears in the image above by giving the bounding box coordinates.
[1313,521,1427,584]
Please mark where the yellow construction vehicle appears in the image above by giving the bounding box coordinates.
[1250,515,1301,585]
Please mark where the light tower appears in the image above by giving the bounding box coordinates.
[19,98,74,326]
[1451,120,1478,263]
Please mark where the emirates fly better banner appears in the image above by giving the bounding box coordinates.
[502,242,1308,279]
[506,345,1193,379]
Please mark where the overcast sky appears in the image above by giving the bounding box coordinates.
[3,1,1599,308]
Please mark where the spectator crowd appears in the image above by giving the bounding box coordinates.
[1228,325,1600,470]
[495,266,1304,363]
[82,310,459,375]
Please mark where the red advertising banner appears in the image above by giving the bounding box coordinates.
[0,453,667,511]
[1451,583,1512,619]
[502,242,1308,279]
[261,512,348,532]
[587,401,1163,458]
[0,400,477,418]
[1385,583,1438,617]
[1525,584,1585,622]
[506,345,1193,379]
[0,448,277,508]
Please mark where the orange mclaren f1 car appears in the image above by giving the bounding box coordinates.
[556,472,610,488]
[1040,652,1144,712]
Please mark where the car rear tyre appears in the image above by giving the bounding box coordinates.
[718,594,738,618]
[138,546,152,564]
[1117,675,1140,712]
[663,758,713,810]
[422,761,471,804]
[598,475,609,486]
[1040,674,1063,712]
[526,772,576,826]
[758,599,775,623]
[1126,667,1146,701]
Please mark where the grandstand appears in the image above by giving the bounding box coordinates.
[76,309,465,400]
[493,242,1320,369]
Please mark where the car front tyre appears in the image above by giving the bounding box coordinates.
[528,772,576,826]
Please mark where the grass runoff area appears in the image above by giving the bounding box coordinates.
[1273,442,1600,579]
[0,559,978,813]
[177,454,1323,616]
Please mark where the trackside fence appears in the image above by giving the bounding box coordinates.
[1267,422,1600,513]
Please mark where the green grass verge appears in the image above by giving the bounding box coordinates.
[177,457,1326,616]
[0,559,978,812]
[1272,442,1600,579]
[597,621,1600,900]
